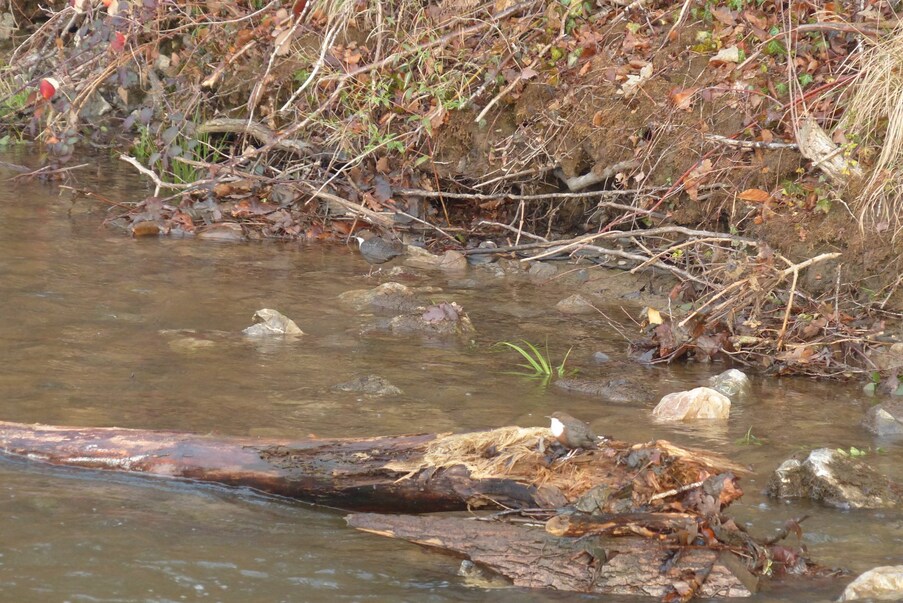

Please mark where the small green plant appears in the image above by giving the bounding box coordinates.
[835,446,868,458]
[494,340,573,380]
[736,426,766,446]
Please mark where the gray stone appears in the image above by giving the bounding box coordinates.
[768,448,900,509]
[527,262,558,281]
[863,403,903,436]
[332,375,402,397]
[871,343,903,371]
[436,250,468,271]
[403,248,467,271]
[338,282,420,312]
[554,377,651,403]
[839,566,903,601]
[652,387,731,420]
[388,301,475,337]
[467,241,498,265]
[79,92,112,120]
[707,369,751,398]
[475,262,506,278]
[496,258,525,276]
[592,351,611,363]
[555,293,597,315]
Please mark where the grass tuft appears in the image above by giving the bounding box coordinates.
[494,339,573,380]
[841,25,903,234]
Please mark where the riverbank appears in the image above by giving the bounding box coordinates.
[1,0,902,380]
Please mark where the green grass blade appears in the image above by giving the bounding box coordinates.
[521,340,551,375]
[495,341,545,374]
[557,346,573,377]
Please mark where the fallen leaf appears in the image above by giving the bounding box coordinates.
[738,188,771,203]
[684,159,713,201]
[669,87,698,110]
[619,63,653,97]
[111,31,126,53]
[709,45,740,66]
[273,26,294,56]
[647,307,664,325]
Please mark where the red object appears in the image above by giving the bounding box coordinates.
[39,78,59,100]
[111,32,126,52]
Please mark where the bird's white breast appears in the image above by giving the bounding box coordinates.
[549,417,564,437]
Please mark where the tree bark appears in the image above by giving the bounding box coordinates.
[0,421,559,512]
[347,513,755,598]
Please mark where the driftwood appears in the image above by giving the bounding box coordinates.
[0,421,747,513]
[347,513,756,598]
[0,420,820,599]
[0,422,562,512]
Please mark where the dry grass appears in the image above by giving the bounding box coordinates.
[842,24,903,233]
[386,426,551,479]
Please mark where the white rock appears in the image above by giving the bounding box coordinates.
[242,308,303,337]
[652,387,731,421]
[839,566,903,601]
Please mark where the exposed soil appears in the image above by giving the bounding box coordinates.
[2,0,903,377]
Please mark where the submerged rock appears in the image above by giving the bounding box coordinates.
[554,377,651,403]
[652,387,731,420]
[527,262,557,281]
[838,566,903,601]
[466,241,498,266]
[592,351,611,363]
[388,301,475,336]
[707,369,751,398]
[404,247,467,271]
[767,448,900,509]
[242,309,304,337]
[863,402,903,436]
[338,282,421,312]
[333,375,402,397]
[555,294,597,315]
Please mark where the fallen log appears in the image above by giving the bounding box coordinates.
[347,513,756,598]
[0,419,823,599]
[0,421,745,515]
[0,421,558,512]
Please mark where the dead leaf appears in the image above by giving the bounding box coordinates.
[684,159,713,201]
[709,45,740,66]
[647,307,664,325]
[669,87,698,110]
[272,27,294,56]
[619,63,653,97]
[738,188,771,203]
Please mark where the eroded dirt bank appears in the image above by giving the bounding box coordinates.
[1,0,902,379]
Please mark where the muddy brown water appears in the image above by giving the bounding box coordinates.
[0,156,901,602]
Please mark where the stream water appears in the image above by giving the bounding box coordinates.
[0,155,900,602]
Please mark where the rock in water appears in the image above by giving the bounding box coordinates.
[652,387,731,420]
[767,448,900,509]
[839,566,903,601]
[862,402,903,436]
[707,369,751,398]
